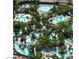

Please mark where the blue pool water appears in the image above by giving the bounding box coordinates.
[39,48,65,58]
[18,17,27,21]
[40,47,72,58]
[21,4,53,13]
[14,15,71,57]
[14,34,72,57]
[31,32,43,38]
[52,15,67,24]
[18,17,31,22]
[38,4,53,13]
[14,41,31,56]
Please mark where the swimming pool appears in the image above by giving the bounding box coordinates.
[38,4,54,13]
[14,35,32,57]
[15,14,31,22]
[52,15,67,24]
[14,32,42,57]
[14,33,72,57]
[14,41,31,56]
[21,4,53,13]
[18,17,31,22]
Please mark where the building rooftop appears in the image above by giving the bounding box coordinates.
[17,0,73,4]
[39,0,56,3]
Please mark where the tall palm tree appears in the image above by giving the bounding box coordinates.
[13,0,20,18]
[49,4,72,16]
[30,42,38,56]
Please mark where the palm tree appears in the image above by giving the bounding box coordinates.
[13,0,20,18]
[49,4,72,16]
[30,42,38,56]
[51,54,59,59]
[54,1,60,6]
[13,21,21,35]
[58,19,73,39]
[49,39,57,48]
[37,36,57,49]
[31,51,42,59]
[30,35,40,56]
[13,21,28,36]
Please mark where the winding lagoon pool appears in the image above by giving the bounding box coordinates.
[14,32,72,57]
